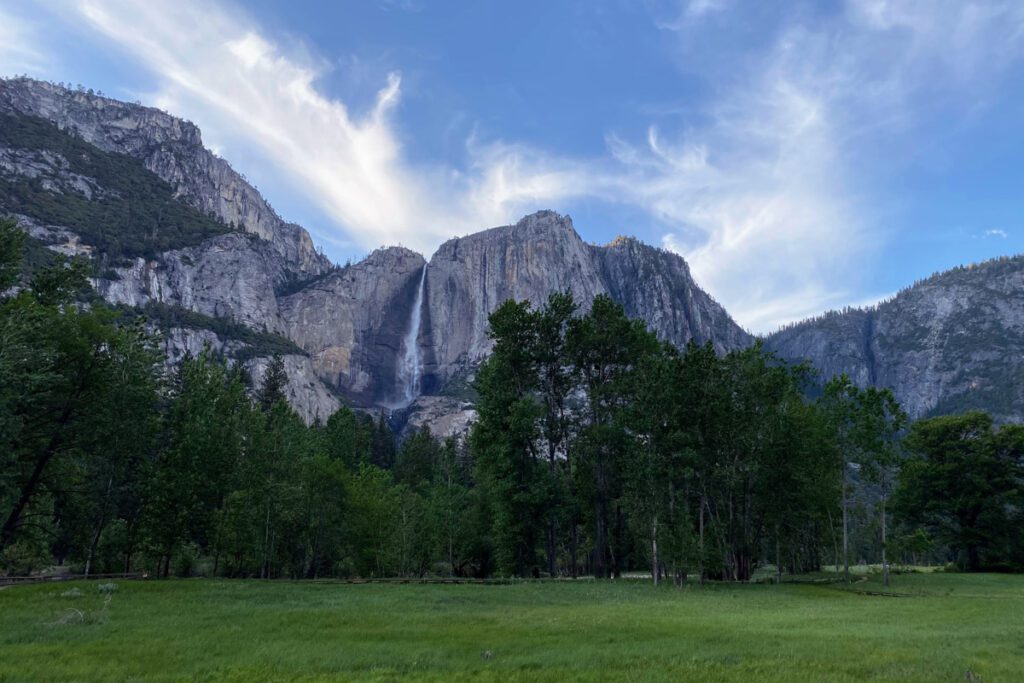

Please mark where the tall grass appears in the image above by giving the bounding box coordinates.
[1,573,1022,681]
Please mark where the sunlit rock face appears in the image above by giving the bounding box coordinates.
[280,247,427,407]
[423,210,753,389]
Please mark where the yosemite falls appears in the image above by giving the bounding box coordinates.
[396,264,428,407]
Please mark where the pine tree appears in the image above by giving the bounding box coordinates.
[257,354,288,412]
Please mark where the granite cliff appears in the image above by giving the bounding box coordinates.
[0,78,749,431]
[422,211,751,391]
[766,256,1024,422]
[6,76,1020,430]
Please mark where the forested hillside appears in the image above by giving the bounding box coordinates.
[0,113,231,259]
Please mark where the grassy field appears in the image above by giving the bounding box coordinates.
[1,572,1023,681]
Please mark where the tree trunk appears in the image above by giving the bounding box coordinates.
[0,363,92,552]
[776,527,782,585]
[651,513,659,586]
[841,459,850,583]
[84,476,114,579]
[698,495,705,585]
[262,503,271,579]
[594,455,608,579]
[881,497,889,587]
[570,519,579,578]
[546,520,556,577]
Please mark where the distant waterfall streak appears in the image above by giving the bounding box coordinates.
[397,264,427,406]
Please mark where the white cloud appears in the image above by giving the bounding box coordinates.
[20,0,1024,333]
[61,0,570,255]
[630,0,1024,331]
[985,229,1009,239]
[0,6,49,75]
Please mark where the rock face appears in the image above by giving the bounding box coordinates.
[156,328,340,424]
[280,247,427,406]
[0,77,330,276]
[96,233,290,334]
[0,77,783,430]
[766,256,1024,422]
[423,211,752,388]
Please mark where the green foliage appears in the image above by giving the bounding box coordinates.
[0,217,25,290]
[894,412,1024,571]
[256,354,288,412]
[471,293,843,583]
[2,218,1017,585]
[0,113,231,259]
[0,241,161,561]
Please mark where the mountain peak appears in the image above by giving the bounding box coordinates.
[0,76,330,277]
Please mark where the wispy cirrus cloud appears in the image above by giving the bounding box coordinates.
[15,0,1024,332]
[621,0,1024,331]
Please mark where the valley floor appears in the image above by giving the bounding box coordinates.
[1,572,1022,682]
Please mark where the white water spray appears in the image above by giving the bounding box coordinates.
[396,264,427,406]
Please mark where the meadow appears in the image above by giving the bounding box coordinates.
[1,572,1022,682]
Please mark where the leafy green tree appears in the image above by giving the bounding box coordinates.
[141,352,251,576]
[296,452,348,578]
[567,295,658,578]
[894,412,1024,571]
[0,218,24,290]
[1,244,159,559]
[426,438,473,575]
[856,388,907,586]
[371,411,396,469]
[533,292,578,576]
[322,406,373,470]
[345,464,404,577]
[394,426,441,491]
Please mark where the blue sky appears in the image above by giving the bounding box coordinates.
[2,0,1023,332]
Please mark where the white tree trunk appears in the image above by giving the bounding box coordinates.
[651,514,659,586]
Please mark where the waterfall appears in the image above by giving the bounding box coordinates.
[396,264,427,406]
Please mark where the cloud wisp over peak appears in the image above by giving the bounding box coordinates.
[16,0,1024,332]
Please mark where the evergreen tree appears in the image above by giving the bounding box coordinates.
[256,353,288,412]
[470,299,546,577]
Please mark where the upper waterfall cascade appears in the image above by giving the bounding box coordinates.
[396,264,427,406]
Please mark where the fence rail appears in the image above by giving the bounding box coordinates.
[0,572,145,587]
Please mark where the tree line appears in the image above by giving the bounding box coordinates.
[2,217,1023,580]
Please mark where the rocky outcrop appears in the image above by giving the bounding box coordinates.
[766,256,1024,421]
[95,232,290,334]
[403,396,478,439]
[246,354,341,424]
[595,235,750,353]
[280,247,426,406]
[423,211,753,386]
[0,77,329,276]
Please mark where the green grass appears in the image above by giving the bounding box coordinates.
[2,573,1023,681]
